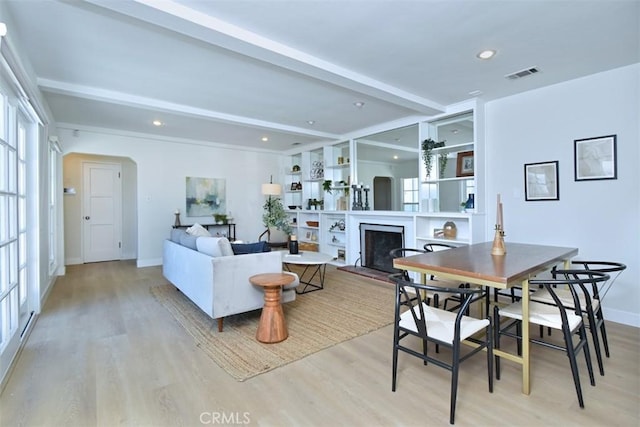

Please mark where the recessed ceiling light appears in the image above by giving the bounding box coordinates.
[451,129,459,134]
[152,120,163,126]
[261,136,269,142]
[468,90,483,97]
[476,49,496,60]
[393,155,399,160]
[353,101,365,108]
[307,120,315,125]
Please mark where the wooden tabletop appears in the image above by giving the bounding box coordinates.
[393,242,579,289]
[249,273,296,288]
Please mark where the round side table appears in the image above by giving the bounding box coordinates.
[249,273,295,343]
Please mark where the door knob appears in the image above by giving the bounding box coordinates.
[84,216,90,220]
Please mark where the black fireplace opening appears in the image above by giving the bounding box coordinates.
[359,223,405,273]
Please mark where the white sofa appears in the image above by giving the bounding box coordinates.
[162,229,298,332]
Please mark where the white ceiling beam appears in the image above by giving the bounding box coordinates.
[84,0,445,115]
[38,78,342,139]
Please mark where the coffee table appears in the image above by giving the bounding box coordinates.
[281,251,333,294]
[249,273,296,343]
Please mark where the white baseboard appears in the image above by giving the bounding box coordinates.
[65,257,82,265]
[604,307,640,328]
[137,258,162,268]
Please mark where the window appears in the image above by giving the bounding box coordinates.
[0,88,19,352]
[0,68,38,374]
[402,177,419,212]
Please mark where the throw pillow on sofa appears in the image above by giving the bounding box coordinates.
[186,223,211,237]
[231,241,271,255]
[179,232,199,250]
[170,228,187,243]
[196,236,234,257]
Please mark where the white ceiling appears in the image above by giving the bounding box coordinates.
[4,0,639,154]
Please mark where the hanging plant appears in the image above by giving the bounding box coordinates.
[338,180,350,197]
[322,180,333,194]
[421,138,446,178]
[438,153,448,178]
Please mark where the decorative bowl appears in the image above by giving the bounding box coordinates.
[306,221,319,227]
[288,205,297,210]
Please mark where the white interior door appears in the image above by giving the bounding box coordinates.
[82,162,122,263]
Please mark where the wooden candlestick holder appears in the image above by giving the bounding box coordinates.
[491,226,506,256]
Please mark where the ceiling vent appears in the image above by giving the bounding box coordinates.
[505,67,540,80]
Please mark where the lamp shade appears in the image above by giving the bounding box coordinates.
[261,183,282,196]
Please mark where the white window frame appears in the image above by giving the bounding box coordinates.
[402,177,419,212]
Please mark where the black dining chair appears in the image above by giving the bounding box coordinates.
[390,273,493,425]
[390,247,442,308]
[423,242,487,314]
[494,270,610,408]
[530,261,626,376]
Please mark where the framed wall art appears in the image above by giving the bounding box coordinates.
[455,150,474,177]
[574,134,617,181]
[524,160,559,201]
[185,176,226,217]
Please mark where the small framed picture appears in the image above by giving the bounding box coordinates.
[290,182,298,191]
[574,135,617,181]
[524,160,559,201]
[456,150,474,177]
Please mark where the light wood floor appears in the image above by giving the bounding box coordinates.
[1,261,638,426]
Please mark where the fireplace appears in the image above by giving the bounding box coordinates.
[359,223,405,273]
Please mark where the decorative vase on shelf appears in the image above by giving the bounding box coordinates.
[465,193,475,210]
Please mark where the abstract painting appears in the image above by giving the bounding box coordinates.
[185,177,226,217]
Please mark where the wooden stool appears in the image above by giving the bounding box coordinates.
[249,273,295,343]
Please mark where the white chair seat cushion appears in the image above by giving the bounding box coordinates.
[530,288,599,312]
[400,303,489,344]
[499,300,582,331]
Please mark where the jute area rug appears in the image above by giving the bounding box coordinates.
[150,266,395,381]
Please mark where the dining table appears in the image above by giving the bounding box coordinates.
[392,241,578,395]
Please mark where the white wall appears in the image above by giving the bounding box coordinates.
[485,64,639,326]
[58,128,284,267]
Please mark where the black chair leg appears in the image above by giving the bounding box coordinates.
[493,305,501,380]
[487,321,494,392]
[434,294,440,354]
[450,345,460,425]
[598,313,611,358]
[587,310,605,376]
[563,328,586,408]
[392,335,399,391]
[581,327,596,387]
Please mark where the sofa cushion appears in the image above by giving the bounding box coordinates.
[197,236,234,257]
[231,241,271,255]
[186,223,211,237]
[179,232,199,250]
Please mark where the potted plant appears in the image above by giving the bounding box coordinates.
[213,213,228,224]
[421,138,446,178]
[322,180,333,194]
[337,180,350,197]
[263,196,292,236]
